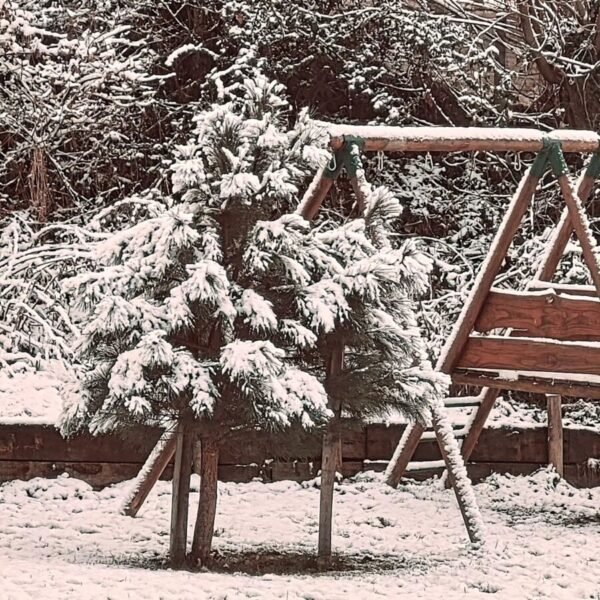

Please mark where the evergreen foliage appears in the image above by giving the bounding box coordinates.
[61,70,445,440]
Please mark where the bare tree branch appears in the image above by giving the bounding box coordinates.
[517,0,563,84]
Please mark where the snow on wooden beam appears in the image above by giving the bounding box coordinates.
[452,370,600,399]
[527,281,598,297]
[313,121,600,153]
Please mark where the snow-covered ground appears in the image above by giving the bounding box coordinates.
[0,361,66,425]
[1,469,599,599]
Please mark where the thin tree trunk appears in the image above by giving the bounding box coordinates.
[317,344,343,566]
[190,437,219,567]
[317,419,341,566]
[170,423,194,569]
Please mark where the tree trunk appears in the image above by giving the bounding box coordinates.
[317,419,341,566]
[169,423,194,569]
[190,437,219,567]
[317,343,344,567]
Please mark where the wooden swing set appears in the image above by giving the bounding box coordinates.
[122,123,600,551]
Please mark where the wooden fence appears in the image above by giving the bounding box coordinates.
[1,423,599,489]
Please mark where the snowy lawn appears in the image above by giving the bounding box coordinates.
[1,469,599,599]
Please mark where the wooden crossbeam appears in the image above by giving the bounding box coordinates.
[527,281,598,297]
[458,336,600,376]
[316,123,600,153]
[475,289,600,341]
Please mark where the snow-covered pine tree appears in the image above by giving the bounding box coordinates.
[62,67,446,568]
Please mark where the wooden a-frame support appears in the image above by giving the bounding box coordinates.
[121,125,600,549]
[386,142,600,488]
[302,136,485,546]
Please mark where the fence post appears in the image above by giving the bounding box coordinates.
[547,394,564,477]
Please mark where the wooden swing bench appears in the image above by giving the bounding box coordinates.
[123,123,600,549]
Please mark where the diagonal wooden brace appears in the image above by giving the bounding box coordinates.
[535,159,599,281]
[385,161,546,488]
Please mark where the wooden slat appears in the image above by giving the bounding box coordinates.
[367,424,443,463]
[269,461,317,482]
[318,123,600,153]
[564,428,600,463]
[475,289,600,341]
[0,424,162,463]
[339,461,363,478]
[340,427,366,461]
[0,460,162,488]
[2,426,600,487]
[469,426,549,463]
[444,396,482,407]
[366,424,403,460]
[458,336,600,376]
[452,370,600,399]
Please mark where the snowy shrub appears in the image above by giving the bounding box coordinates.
[60,68,445,565]
[63,68,445,436]
[0,217,96,363]
[62,73,332,436]
[0,0,166,218]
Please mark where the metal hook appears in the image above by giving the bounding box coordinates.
[327,152,337,173]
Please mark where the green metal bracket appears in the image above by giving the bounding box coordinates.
[546,139,568,177]
[323,135,365,179]
[585,152,600,179]
[530,142,550,178]
[531,138,568,178]
[342,135,365,178]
